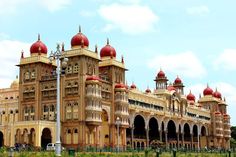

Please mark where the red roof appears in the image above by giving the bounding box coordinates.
[71,28,89,47]
[100,39,116,58]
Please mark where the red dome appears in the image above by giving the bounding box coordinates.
[30,34,47,54]
[203,85,213,96]
[174,76,182,84]
[130,83,136,89]
[187,91,195,102]
[86,75,100,81]
[100,39,116,58]
[145,88,151,93]
[157,69,165,78]
[167,85,176,91]
[71,27,89,48]
[213,89,222,99]
[115,83,126,89]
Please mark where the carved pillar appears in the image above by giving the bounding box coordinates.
[159,130,162,142]
[146,127,149,148]
[177,132,179,149]
[131,127,134,148]
[165,131,168,147]
[191,134,193,150]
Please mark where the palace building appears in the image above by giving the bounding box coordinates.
[0,28,231,150]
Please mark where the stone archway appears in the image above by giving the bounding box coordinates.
[200,126,207,148]
[184,123,191,149]
[41,128,52,149]
[15,129,21,144]
[0,131,3,147]
[101,109,109,147]
[148,117,159,144]
[167,120,177,141]
[29,128,36,146]
[133,115,145,139]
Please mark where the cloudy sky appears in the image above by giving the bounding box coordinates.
[0,0,236,125]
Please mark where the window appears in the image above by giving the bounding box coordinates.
[73,63,79,73]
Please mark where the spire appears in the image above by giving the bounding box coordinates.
[121,55,124,63]
[38,33,40,41]
[79,25,81,33]
[95,44,98,53]
[21,50,24,58]
[107,38,109,45]
[61,42,65,51]
[199,93,201,98]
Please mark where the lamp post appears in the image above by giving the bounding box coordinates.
[116,117,121,152]
[49,44,68,156]
[196,115,200,152]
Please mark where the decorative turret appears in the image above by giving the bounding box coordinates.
[30,34,48,55]
[100,38,116,58]
[114,83,129,127]
[85,75,102,126]
[223,114,231,140]
[71,26,89,49]
[214,111,223,138]
[173,76,185,94]
[154,69,168,90]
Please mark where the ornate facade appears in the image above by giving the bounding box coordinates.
[0,28,231,150]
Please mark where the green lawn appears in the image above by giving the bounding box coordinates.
[0,151,234,157]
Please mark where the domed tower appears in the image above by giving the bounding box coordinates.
[100,38,116,59]
[154,69,168,90]
[173,76,184,95]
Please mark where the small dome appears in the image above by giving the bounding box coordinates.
[157,69,165,78]
[203,85,213,96]
[115,83,126,89]
[174,76,182,84]
[213,88,222,99]
[130,83,136,89]
[86,75,100,81]
[145,88,151,93]
[30,34,48,54]
[167,85,176,91]
[10,76,19,88]
[71,26,89,48]
[100,39,116,58]
[187,91,195,102]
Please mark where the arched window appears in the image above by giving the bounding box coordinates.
[73,63,79,73]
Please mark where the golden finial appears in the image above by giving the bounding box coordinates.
[79,25,81,33]
[95,44,98,53]
[121,55,124,63]
[21,50,24,58]
[38,34,40,41]
[61,42,65,51]
[107,38,109,45]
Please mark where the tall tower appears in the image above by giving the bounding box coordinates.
[99,39,128,148]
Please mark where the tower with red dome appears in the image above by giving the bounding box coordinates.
[154,69,168,90]
[173,76,184,95]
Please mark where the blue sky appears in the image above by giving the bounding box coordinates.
[0,0,236,125]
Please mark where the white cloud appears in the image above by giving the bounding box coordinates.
[147,51,206,78]
[214,49,236,71]
[40,0,71,12]
[79,10,96,17]
[98,3,159,34]
[0,0,71,15]
[186,6,209,16]
[0,40,31,88]
[185,82,236,125]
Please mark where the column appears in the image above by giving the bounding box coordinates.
[182,133,184,147]
[191,134,193,150]
[146,127,149,148]
[177,132,179,149]
[165,131,168,148]
[131,127,134,148]
[159,130,162,142]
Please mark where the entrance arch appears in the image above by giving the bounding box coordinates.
[41,128,52,149]
[167,120,177,141]
[148,117,159,144]
[0,131,3,147]
[29,128,36,146]
[184,123,191,142]
[201,126,207,148]
[133,115,145,139]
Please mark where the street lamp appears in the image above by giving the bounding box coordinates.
[49,44,68,156]
[116,116,121,152]
[196,115,200,152]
